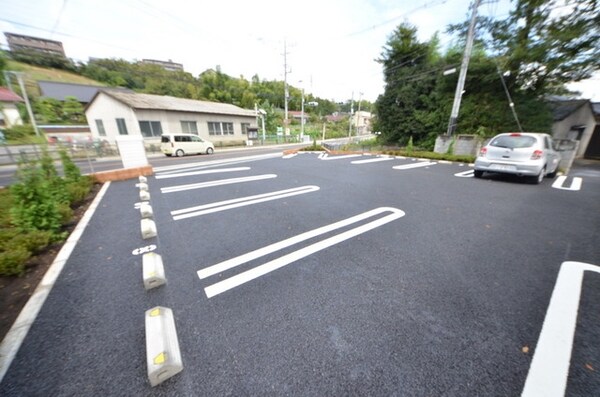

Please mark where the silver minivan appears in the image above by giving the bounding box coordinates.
[160,133,214,157]
[474,132,560,184]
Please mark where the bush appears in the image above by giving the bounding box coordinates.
[0,248,31,277]
[10,230,53,254]
[4,124,36,140]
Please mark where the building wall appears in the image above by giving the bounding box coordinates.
[85,93,139,141]
[551,103,596,158]
[135,109,256,144]
[86,93,257,145]
[0,103,23,128]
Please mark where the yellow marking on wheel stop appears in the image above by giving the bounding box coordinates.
[148,271,156,277]
[150,308,160,317]
[153,352,166,365]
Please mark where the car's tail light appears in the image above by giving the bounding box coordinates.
[531,150,543,160]
[478,147,487,157]
[510,133,521,136]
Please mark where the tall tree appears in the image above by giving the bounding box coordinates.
[374,23,441,145]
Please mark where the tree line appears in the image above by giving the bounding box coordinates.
[374,0,598,149]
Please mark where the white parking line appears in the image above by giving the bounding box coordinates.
[199,207,405,298]
[153,153,282,173]
[351,157,394,165]
[551,176,583,191]
[522,261,600,397]
[320,154,363,161]
[282,153,298,159]
[171,186,320,220]
[155,167,250,179]
[393,161,436,170]
[454,169,474,178]
[160,174,276,193]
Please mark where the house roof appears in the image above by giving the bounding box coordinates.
[95,90,256,117]
[548,99,590,122]
[0,87,24,102]
[38,81,133,103]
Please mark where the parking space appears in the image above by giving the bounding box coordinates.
[1,151,598,395]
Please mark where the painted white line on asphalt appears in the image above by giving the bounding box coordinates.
[454,169,474,178]
[155,167,250,179]
[0,182,111,383]
[160,174,277,193]
[551,176,583,191]
[351,157,395,165]
[153,153,282,173]
[521,261,600,397]
[282,153,298,159]
[200,207,405,298]
[318,153,326,159]
[393,161,437,170]
[172,186,320,220]
[320,154,363,161]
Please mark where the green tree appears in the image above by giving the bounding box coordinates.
[374,23,441,146]
[62,96,86,124]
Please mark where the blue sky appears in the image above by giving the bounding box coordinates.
[0,0,597,102]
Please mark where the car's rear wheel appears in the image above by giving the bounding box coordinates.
[206,147,214,155]
[533,167,545,184]
[473,170,483,178]
[175,149,184,157]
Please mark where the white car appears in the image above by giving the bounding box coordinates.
[160,133,214,157]
[474,132,560,184]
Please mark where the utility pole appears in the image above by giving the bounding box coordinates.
[348,91,354,137]
[283,40,290,136]
[446,0,481,136]
[300,87,305,142]
[8,71,39,136]
[355,92,363,136]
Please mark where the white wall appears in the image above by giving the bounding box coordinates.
[85,93,139,142]
[134,109,256,144]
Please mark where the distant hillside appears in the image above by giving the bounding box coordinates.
[6,60,104,97]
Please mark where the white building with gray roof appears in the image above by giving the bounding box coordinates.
[85,90,257,146]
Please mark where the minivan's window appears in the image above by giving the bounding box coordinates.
[208,121,235,135]
[175,135,192,142]
[95,119,106,136]
[490,135,536,149]
[139,121,162,137]
[181,121,198,134]
[116,118,128,135]
[161,136,170,143]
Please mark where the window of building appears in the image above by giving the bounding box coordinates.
[116,118,128,135]
[139,121,163,137]
[241,123,250,135]
[222,122,234,135]
[208,122,222,135]
[181,121,198,134]
[95,119,106,136]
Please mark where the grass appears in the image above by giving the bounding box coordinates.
[6,60,104,86]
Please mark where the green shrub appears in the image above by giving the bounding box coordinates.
[10,230,53,254]
[0,189,14,228]
[0,248,31,277]
[57,202,74,225]
[0,228,20,250]
[10,160,63,234]
[4,124,36,140]
[58,149,82,183]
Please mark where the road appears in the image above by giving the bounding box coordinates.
[1,151,598,396]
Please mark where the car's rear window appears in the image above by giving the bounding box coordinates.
[161,136,170,143]
[490,135,536,149]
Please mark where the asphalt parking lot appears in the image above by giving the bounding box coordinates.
[1,151,599,396]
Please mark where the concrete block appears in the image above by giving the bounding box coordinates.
[139,176,148,183]
[145,307,183,387]
[140,203,154,219]
[143,252,166,290]
[140,190,150,201]
[137,182,149,191]
[141,219,157,239]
